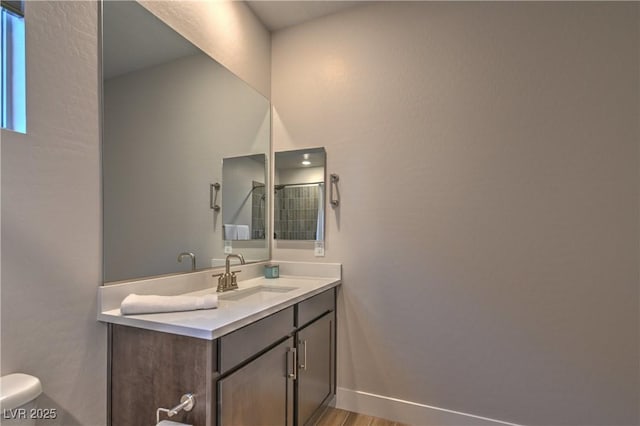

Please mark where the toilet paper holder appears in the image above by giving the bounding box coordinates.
[156,393,195,424]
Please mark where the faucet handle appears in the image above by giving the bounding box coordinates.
[214,274,226,292]
[230,270,243,288]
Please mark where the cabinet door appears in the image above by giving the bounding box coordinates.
[218,337,295,426]
[297,312,334,425]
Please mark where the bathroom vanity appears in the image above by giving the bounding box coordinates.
[98,263,341,426]
[99,4,341,425]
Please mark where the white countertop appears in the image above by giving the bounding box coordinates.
[98,263,341,340]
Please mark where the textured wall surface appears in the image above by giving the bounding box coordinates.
[272,3,639,425]
[1,2,106,425]
[139,0,271,98]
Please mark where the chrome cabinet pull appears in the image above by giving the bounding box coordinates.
[287,348,297,379]
[299,340,308,371]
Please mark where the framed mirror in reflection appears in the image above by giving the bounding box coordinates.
[222,154,267,241]
[274,148,326,241]
[102,1,270,283]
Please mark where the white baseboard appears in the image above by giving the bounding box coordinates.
[335,387,522,426]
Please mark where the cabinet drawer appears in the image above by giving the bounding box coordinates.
[219,307,294,373]
[297,288,335,327]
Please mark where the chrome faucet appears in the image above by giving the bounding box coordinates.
[177,252,196,271]
[214,254,246,292]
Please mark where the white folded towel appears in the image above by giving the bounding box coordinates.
[224,224,238,240]
[120,293,218,315]
[236,225,250,240]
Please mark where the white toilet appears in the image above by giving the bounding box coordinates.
[0,374,43,426]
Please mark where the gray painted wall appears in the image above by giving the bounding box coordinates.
[103,52,269,282]
[1,2,105,425]
[271,2,639,425]
[277,166,324,186]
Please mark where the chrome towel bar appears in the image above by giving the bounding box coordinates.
[210,183,221,211]
[329,173,340,207]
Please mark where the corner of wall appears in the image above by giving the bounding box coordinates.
[138,0,271,99]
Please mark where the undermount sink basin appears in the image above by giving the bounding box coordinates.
[219,285,299,301]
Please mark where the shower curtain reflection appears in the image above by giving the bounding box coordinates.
[251,182,266,239]
[274,183,322,240]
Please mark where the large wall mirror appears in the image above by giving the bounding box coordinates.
[274,148,326,241]
[102,1,270,282]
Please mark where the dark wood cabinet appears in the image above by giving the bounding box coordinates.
[296,312,335,425]
[109,287,337,426]
[218,337,295,426]
[110,325,215,426]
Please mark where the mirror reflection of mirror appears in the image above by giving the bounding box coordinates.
[102,1,270,283]
[274,148,326,241]
[222,154,267,241]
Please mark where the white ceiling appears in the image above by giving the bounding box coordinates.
[246,1,366,32]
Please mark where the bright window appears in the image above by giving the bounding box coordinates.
[1,0,25,133]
